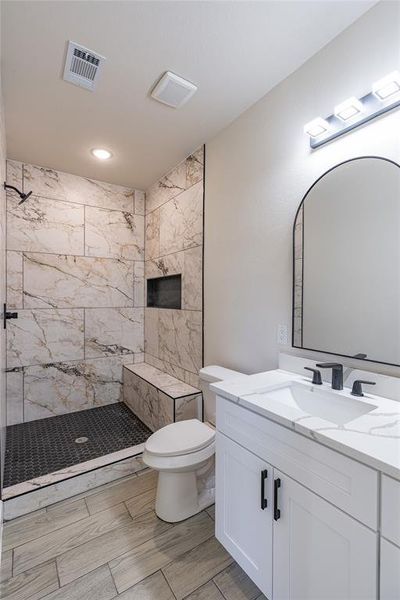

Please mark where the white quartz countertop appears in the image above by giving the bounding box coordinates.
[211,369,400,480]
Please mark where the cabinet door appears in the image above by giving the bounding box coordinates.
[216,432,273,598]
[273,470,377,600]
[381,538,400,600]
[381,475,400,546]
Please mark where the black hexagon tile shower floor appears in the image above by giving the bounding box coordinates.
[4,403,152,488]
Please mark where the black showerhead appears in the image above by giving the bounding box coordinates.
[18,191,33,205]
[4,182,33,203]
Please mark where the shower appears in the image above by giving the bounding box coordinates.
[3,181,32,204]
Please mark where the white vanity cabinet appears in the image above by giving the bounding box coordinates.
[272,469,377,600]
[380,539,400,600]
[380,476,400,599]
[216,396,379,600]
[216,432,273,598]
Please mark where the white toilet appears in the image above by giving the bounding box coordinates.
[142,365,245,523]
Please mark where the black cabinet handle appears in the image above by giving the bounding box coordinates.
[274,478,281,520]
[260,469,268,509]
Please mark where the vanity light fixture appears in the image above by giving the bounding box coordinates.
[91,148,112,160]
[303,118,330,138]
[334,97,364,122]
[304,70,400,149]
[372,71,400,101]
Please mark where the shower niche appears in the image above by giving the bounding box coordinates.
[147,274,182,309]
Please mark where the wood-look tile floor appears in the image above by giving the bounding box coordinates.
[0,469,267,600]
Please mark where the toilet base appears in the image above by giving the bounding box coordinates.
[155,457,215,523]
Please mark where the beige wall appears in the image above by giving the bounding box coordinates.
[204,1,400,375]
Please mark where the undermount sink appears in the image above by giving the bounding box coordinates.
[261,382,378,426]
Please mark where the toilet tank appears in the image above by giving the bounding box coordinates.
[199,365,245,425]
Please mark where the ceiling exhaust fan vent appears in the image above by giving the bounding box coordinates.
[63,41,106,91]
[151,72,197,108]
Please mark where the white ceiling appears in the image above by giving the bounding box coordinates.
[1,0,376,190]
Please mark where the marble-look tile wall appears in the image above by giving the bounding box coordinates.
[293,205,303,347]
[145,147,204,388]
[1,71,7,496]
[123,364,202,432]
[5,161,145,423]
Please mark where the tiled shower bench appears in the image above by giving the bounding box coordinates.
[123,363,203,432]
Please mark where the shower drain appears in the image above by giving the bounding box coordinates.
[75,436,89,444]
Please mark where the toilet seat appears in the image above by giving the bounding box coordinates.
[143,439,215,472]
[145,419,215,458]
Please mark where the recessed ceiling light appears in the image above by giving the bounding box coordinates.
[303,117,330,138]
[91,148,112,160]
[372,71,400,101]
[334,97,364,122]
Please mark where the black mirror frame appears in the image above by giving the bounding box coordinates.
[291,155,400,368]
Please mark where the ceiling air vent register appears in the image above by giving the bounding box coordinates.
[63,41,106,91]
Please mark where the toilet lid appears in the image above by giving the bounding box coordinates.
[145,420,215,457]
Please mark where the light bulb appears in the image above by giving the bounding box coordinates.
[91,148,112,160]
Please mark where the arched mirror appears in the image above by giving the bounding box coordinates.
[293,156,400,366]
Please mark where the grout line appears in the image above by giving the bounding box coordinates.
[83,308,86,361]
[132,190,136,215]
[6,353,138,372]
[143,351,199,379]
[8,186,137,215]
[145,243,203,264]
[213,571,233,600]
[8,243,85,264]
[160,569,178,599]
[22,249,25,312]
[4,476,157,575]
[6,505,92,553]
[54,558,62,591]
[121,499,132,518]
[159,529,216,596]
[58,471,139,509]
[83,497,90,518]
[18,248,138,262]
[106,562,119,597]
[83,204,86,257]
[201,144,205,371]
[15,306,142,311]
[145,176,203,217]
[192,580,220,599]
[22,358,25,424]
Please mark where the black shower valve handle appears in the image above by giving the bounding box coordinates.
[3,303,18,329]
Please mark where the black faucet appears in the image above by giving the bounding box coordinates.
[315,362,343,390]
[304,367,322,385]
